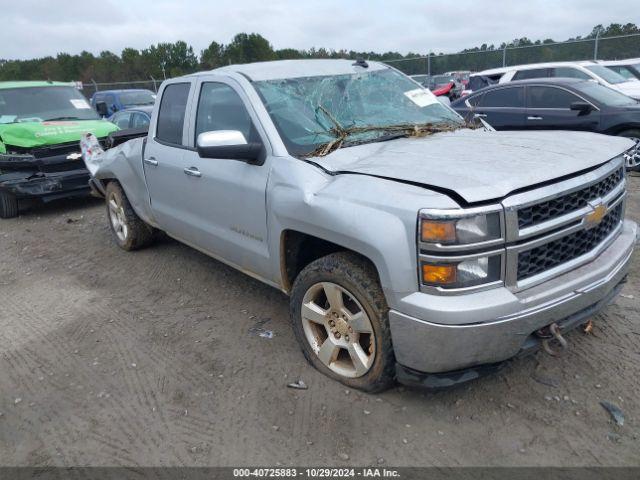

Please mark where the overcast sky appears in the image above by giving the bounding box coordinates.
[1,0,636,60]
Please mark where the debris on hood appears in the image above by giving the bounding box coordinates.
[308,104,467,157]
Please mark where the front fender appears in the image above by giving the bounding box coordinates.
[266,158,460,308]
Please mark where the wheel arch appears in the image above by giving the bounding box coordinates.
[280,230,384,294]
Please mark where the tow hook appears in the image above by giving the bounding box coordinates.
[539,323,568,357]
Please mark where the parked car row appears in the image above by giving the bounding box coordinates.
[108,106,153,130]
[90,89,156,117]
[447,61,640,171]
[464,60,640,99]
[410,73,465,100]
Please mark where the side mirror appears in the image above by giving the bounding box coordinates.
[196,130,263,164]
[570,101,593,115]
[95,101,109,117]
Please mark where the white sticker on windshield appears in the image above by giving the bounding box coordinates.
[404,88,439,108]
[70,99,91,109]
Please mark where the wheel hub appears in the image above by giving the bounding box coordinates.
[334,316,350,337]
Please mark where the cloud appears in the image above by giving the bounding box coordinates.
[0,0,634,60]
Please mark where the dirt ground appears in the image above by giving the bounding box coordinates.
[0,177,638,468]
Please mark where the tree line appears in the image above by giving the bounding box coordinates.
[0,23,638,82]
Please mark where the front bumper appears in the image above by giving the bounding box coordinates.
[390,219,637,377]
[0,169,90,201]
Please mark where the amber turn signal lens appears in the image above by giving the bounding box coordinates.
[421,264,457,285]
[421,220,456,243]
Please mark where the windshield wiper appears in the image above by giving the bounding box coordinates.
[45,116,84,121]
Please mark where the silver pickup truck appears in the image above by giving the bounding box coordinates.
[81,59,638,392]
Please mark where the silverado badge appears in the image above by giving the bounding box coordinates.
[66,152,83,160]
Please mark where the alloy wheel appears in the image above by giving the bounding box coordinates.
[108,193,128,242]
[300,282,375,378]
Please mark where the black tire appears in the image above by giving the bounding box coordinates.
[290,252,395,392]
[104,181,155,251]
[0,190,19,219]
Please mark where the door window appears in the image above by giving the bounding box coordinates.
[112,112,131,129]
[528,86,580,109]
[132,112,150,128]
[513,68,550,80]
[606,65,637,80]
[477,87,524,107]
[195,82,256,142]
[552,67,591,80]
[156,83,190,145]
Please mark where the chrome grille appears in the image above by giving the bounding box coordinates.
[517,167,624,229]
[623,143,640,170]
[517,203,623,280]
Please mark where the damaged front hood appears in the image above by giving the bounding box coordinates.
[312,129,634,203]
[0,120,118,150]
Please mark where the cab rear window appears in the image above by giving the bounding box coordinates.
[156,83,190,145]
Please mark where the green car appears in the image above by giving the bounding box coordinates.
[0,81,119,218]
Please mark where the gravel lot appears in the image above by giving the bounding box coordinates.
[0,176,639,467]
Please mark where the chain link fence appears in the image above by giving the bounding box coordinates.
[80,79,161,100]
[75,33,640,98]
[384,32,640,76]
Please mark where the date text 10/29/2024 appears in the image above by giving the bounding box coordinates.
[233,468,401,478]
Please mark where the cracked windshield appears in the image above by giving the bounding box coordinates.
[254,68,463,156]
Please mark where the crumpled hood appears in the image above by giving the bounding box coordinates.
[614,80,640,99]
[0,120,118,151]
[312,129,634,203]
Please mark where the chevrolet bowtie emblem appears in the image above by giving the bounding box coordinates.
[584,201,607,229]
[66,152,82,160]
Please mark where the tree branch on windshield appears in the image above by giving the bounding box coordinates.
[307,105,474,158]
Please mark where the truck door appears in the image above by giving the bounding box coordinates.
[143,78,271,278]
[525,85,600,131]
[142,81,196,237]
[177,79,271,277]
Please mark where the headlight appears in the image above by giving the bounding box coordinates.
[418,206,505,291]
[420,211,502,246]
[420,254,502,289]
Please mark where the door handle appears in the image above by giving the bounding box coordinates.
[474,113,487,118]
[527,116,543,120]
[183,167,202,178]
[144,157,158,166]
